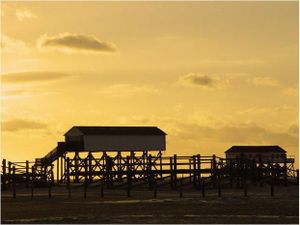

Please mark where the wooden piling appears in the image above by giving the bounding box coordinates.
[179,177,183,198]
[66,157,71,198]
[243,176,247,197]
[201,178,205,198]
[170,157,174,189]
[126,156,131,197]
[217,173,221,198]
[197,154,201,189]
[74,152,79,183]
[31,166,35,199]
[101,178,104,198]
[12,166,16,198]
[173,154,177,190]
[283,156,287,187]
[2,159,6,190]
[192,156,197,188]
[153,178,157,198]
[84,158,88,198]
[212,154,217,188]
[259,155,263,187]
[25,160,29,188]
[88,152,93,183]
[148,154,152,189]
[8,161,11,188]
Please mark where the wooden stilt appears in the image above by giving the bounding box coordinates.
[31,166,35,199]
[2,159,6,190]
[173,154,177,190]
[66,157,71,198]
[12,166,16,199]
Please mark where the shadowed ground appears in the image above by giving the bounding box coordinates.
[1,185,298,224]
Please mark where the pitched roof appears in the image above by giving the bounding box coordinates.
[65,126,167,136]
[225,145,286,153]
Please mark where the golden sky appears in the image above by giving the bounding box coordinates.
[1,2,299,166]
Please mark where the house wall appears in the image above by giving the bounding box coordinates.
[83,135,166,151]
[226,152,286,163]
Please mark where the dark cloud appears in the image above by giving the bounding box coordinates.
[179,73,227,88]
[38,33,117,53]
[2,118,48,132]
[175,122,298,147]
[1,71,71,83]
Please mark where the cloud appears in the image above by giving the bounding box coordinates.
[99,84,160,97]
[247,76,279,87]
[1,34,30,54]
[1,71,72,84]
[37,33,118,54]
[15,9,36,21]
[179,73,228,88]
[283,87,298,97]
[2,118,48,132]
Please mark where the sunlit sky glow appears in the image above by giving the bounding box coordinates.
[1,2,298,166]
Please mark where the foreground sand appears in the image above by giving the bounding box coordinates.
[1,184,299,224]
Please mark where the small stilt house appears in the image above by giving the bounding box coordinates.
[225,145,293,163]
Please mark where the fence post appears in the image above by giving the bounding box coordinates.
[259,155,263,187]
[212,154,217,188]
[243,175,247,197]
[283,156,287,187]
[25,160,29,188]
[12,166,16,199]
[84,158,88,198]
[8,161,11,189]
[173,154,177,190]
[66,157,71,198]
[197,154,201,189]
[31,166,35,199]
[192,156,196,188]
[2,159,6,190]
[100,178,104,198]
[179,177,183,198]
[170,157,173,189]
[217,173,221,197]
[153,178,157,198]
[126,156,131,197]
[202,178,205,198]
[148,154,152,189]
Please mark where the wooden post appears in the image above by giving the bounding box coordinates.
[25,160,29,188]
[74,152,79,183]
[259,155,263,187]
[212,154,216,188]
[243,175,247,197]
[229,159,233,188]
[197,154,201,189]
[84,158,88,198]
[283,156,287,187]
[217,173,221,197]
[173,154,177,190]
[31,166,35,199]
[8,161,11,188]
[189,159,192,183]
[126,156,131,197]
[2,159,6,190]
[271,166,274,197]
[12,166,16,198]
[57,157,59,183]
[148,154,152,189]
[48,181,52,199]
[192,156,197,188]
[153,178,157,198]
[170,157,173,189]
[88,152,93,183]
[66,157,71,198]
[202,178,205,198]
[159,151,163,178]
[101,178,104,198]
[179,177,183,198]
